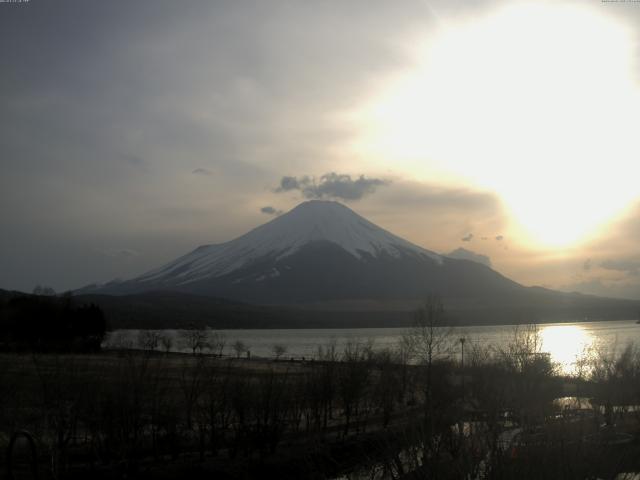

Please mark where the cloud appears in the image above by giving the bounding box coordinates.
[277,176,305,192]
[121,154,146,169]
[600,258,640,276]
[192,168,213,176]
[446,247,492,267]
[461,233,473,242]
[583,258,592,271]
[260,206,282,216]
[99,248,139,259]
[275,172,389,201]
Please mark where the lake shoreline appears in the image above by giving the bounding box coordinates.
[105,319,640,377]
[105,316,638,332]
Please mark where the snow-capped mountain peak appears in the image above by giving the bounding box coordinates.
[136,200,442,286]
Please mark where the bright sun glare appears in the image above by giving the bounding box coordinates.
[357,3,640,248]
[539,325,592,376]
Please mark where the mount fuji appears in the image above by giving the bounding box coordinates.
[85,200,527,304]
[77,200,640,326]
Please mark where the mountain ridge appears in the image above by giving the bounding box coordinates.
[83,200,525,303]
[134,200,443,288]
[77,201,640,324]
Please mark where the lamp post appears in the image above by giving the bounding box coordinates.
[460,337,466,402]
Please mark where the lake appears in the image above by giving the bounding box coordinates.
[105,319,640,375]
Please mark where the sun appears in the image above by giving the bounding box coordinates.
[355,3,640,248]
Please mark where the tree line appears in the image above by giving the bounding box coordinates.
[0,288,107,352]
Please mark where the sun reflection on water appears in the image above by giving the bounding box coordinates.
[539,325,594,376]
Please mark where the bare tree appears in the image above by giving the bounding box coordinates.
[316,339,339,362]
[401,294,454,454]
[180,328,209,355]
[137,330,161,352]
[590,342,640,426]
[403,296,452,404]
[496,324,558,430]
[106,330,134,350]
[32,354,91,478]
[371,348,402,427]
[232,340,247,359]
[178,356,207,431]
[403,296,452,366]
[337,340,372,436]
[159,332,173,353]
[208,330,226,357]
[272,344,287,361]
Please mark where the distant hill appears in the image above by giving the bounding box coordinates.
[73,291,415,329]
[446,247,492,267]
[3,288,639,330]
[72,290,640,330]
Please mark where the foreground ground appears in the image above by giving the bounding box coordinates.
[2,335,640,479]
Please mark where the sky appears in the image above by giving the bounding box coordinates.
[1,0,640,299]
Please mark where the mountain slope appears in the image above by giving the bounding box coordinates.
[136,200,443,286]
[86,200,526,303]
